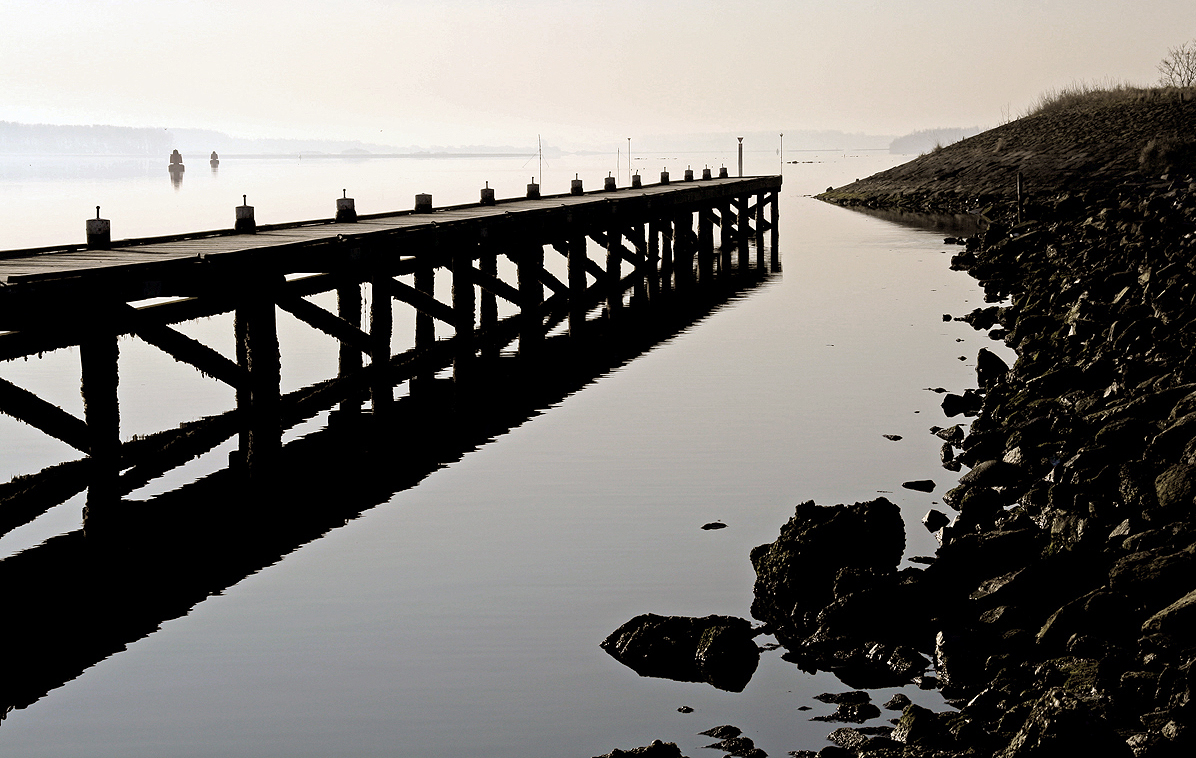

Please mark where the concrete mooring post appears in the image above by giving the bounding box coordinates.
[571,174,584,195]
[702,166,712,180]
[336,189,357,222]
[604,173,616,191]
[684,166,694,182]
[481,182,496,207]
[86,206,110,250]
[632,172,641,189]
[415,193,433,213]
[660,168,670,185]
[235,195,256,234]
[527,177,540,199]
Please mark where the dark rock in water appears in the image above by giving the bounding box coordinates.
[998,689,1133,757]
[922,509,950,533]
[827,727,869,750]
[976,347,1010,391]
[882,693,912,710]
[942,313,952,322]
[942,389,983,417]
[702,521,728,530]
[700,725,742,740]
[677,706,694,714]
[813,691,872,705]
[593,740,689,758]
[940,442,955,465]
[934,424,965,445]
[882,434,903,441]
[601,614,760,692]
[750,498,905,644]
[703,735,762,757]
[811,701,882,724]
[902,479,936,492]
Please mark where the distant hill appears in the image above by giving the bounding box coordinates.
[0,122,175,155]
[889,127,983,155]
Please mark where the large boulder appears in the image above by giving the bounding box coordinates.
[749,498,905,641]
[600,614,760,692]
[995,688,1133,758]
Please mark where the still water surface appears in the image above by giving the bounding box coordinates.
[0,149,1001,756]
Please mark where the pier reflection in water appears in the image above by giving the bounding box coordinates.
[0,261,775,715]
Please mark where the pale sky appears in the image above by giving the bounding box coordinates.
[1,0,1192,148]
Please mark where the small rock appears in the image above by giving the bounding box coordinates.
[902,480,936,492]
[700,725,742,740]
[702,522,728,530]
[942,314,952,322]
[814,691,872,705]
[922,509,950,532]
[678,706,694,714]
[883,434,903,441]
[883,693,912,711]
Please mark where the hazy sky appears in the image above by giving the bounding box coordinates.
[1,0,1191,148]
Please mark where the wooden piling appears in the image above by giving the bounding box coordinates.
[568,230,587,336]
[337,278,363,412]
[737,195,750,269]
[755,192,766,268]
[517,242,544,355]
[414,260,435,389]
[606,220,622,317]
[698,210,714,282]
[479,228,499,355]
[370,273,393,410]
[770,191,780,272]
[452,233,476,381]
[80,321,119,510]
[236,291,281,471]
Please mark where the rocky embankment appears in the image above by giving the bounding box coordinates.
[598,91,1196,758]
[793,93,1196,757]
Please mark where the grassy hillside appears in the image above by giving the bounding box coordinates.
[820,86,1196,218]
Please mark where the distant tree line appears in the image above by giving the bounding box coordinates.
[0,122,175,155]
[889,127,982,155]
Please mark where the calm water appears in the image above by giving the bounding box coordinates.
[0,149,1005,757]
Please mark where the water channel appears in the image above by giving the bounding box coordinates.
[0,148,1004,756]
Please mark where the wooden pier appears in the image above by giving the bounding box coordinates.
[0,174,781,530]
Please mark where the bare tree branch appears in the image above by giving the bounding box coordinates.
[1158,40,1196,87]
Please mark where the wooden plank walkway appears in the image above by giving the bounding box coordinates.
[0,176,779,289]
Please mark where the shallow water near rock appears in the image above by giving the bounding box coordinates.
[0,150,1006,757]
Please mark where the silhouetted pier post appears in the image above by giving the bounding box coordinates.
[660,219,674,287]
[452,233,476,382]
[527,177,540,199]
[479,228,499,356]
[236,288,281,472]
[370,271,392,411]
[337,277,363,413]
[674,212,693,289]
[80,315,120,512]
[481,182,495,207]
[517,242,544,355]
[698,209,714,281]
[770,192,780,271]
[719,200,733,270]
[86,207,111,250]
[415,193,433,213]
[660,168,670,185]
[684,167,694,182]
[755,193,766,268]
[414,259,436,390]
[571,174,584,195]
[737,195,750,269]
[631,172,642,189]
[629,222,650,303]
[604,173,617,191]
[568,228,587,336]
[702,166,712,180]
[606,215,622,317]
